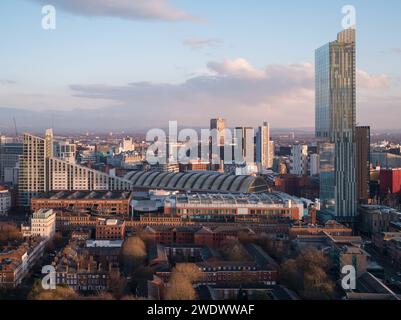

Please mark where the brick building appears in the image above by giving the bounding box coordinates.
[31,191,132,216]
[95,218,126,240]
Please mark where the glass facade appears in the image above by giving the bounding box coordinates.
[315,28,357,221]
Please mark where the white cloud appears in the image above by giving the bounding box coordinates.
[1,58,396,131]
[68,59,315,128]
[357,69,390,89]
[27,0,199,22]
[207,58,267,79]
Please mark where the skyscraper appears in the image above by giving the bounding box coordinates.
[234,126,255,164]
[256,122,273,169]
[210,118,227,168]
[315,28,357,221]
[210,118,227,147]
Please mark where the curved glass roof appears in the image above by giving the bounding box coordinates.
[124,171,267,193]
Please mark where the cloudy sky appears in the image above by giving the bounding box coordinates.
[0,0,400,133]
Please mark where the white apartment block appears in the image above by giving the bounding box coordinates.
[18,130,134,207]
[290,144,308,175]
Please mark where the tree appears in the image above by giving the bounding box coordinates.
[279,247,336,300]
[164,264,202,300]
[0,223,22,242]
[302,266,335,300]
[279,258,302,291]
[28,281,79,300]
[108,271,127,300]
[121,236,147,273]
[220,239,250,261]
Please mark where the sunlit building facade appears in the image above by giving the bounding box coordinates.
[315,28,357,221]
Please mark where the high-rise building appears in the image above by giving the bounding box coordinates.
[315,28,357,221]
[356,126,370,203]
[210,118,227,147]
[18,133,49,207]
[0,141,23,184]
[309,153,320,176]
[256,122,273,169]
[290,145,308,175]
[210,118,227,167]
[234,126,255,164]
[18,130,133,208]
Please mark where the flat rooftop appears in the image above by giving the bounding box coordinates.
[168,192,304,206]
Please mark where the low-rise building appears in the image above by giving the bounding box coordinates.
[31,209,56,239]
[289,221,353,239]
[0,238,47,287]
[31,191,132,216]
[95,218,126,240]
[164,192,304,222]
[149,243,279,288]
[358,205,401,236]
[53,240,122,292]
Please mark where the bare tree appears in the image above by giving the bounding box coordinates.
[164,264,202,300]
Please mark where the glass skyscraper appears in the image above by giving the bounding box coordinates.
[315,28,357,221]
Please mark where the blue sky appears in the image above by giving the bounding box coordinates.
[0,0,400,132]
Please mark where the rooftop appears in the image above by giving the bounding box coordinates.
[124,171,268,193]
[34,191,131,201]
[166,192,304,207]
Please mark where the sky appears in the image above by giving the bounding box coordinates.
[0,0,400,133]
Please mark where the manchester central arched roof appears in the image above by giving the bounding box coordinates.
[124,171,267,194]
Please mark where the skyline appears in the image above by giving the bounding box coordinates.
[1,0,401,132]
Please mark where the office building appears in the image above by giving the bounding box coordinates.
[309,153,320,176]
[290,145,308,175]
[315,28,357,221]
[234,126,255,164]
[256,122,273,169]
[210,118,227,147]
[0,141,22,184]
